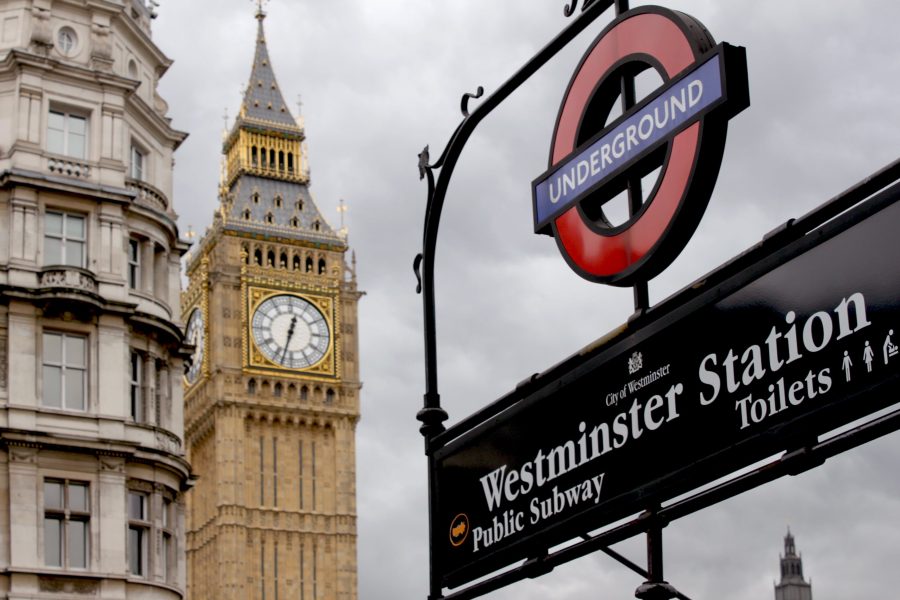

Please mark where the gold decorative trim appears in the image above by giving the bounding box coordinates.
[242,282,340,379]
[182,256,210,394]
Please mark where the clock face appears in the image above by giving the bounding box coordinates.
[184,307,205,385]
[251,294,330,369]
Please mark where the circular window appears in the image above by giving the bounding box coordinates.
[57,27,77,56]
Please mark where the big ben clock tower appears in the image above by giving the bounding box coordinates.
[183,7,362,600]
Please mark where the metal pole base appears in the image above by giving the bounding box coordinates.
[635,581,678,600]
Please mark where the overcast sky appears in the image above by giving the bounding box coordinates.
[152,2,900,599]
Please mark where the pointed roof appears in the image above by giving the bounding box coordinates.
[216,6,344,249]
[239,9,299,130]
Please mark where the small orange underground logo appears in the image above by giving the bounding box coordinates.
[449,513,469,547]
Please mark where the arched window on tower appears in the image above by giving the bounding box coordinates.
[290,217,299,228]
[269,149,276,168]
[305,257,313,273]
[293,255,301,270]
[313,220,321,231]
[267,250,275,267]
[274,195,283,208]
[260,148,267,169]
[300,385,309,401]
[278,150,285,172]
[248,379,257,395]
[280,252,288,268]
[251,146,258,167]
[296,199,303,212]
[242,208,251,220]
[265,212,274,224]
[274,382,283,397]
[254,248,263,266]
[318,258,326,275]
[288,153,294,173]
[325,388,335,405]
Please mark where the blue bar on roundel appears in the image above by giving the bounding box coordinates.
[533,54,723,230]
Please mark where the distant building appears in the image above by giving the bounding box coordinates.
[774,530,812,600]
[0,0,191,598]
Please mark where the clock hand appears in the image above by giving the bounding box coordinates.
[281,315,297,364]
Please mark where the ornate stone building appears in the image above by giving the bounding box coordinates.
[774,531,813,600]
[183,8,362,600]
[0,1,191,599]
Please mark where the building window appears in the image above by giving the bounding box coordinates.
[161,498,174,582]
[128,491,149,577]
[47,110,87,159]
[130,145,145,180]
[128,239,140,288]
[57,27,78,56]
[130,352,142,421]
[45,211,86,268]
[44,479,89,569]
[42,332,87,411]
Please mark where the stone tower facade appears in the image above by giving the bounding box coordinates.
[774,531,812,600]
[0,1,191,599]
[183,8,362,600]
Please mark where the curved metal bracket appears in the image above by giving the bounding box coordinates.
[415,0,618,445]
[564,0,603,17]
[460,86,484,117]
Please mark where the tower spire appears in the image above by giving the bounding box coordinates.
[216,3,342,246]
[775,530,812,600]
[237,0,297,128]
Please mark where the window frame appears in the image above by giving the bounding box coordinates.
[56,27,78,56]
[47,109,88,159]
[43,478,90,570]
[44,210,87,268]
[161,497,174,583]
[130,351,143,422]
[130,144,146,181]
[127,490,150,577]
[127,238,140,289]
[42,331,88,412]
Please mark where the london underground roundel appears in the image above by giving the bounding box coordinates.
[531,6,749,286]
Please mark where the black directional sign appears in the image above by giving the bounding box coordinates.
[434,183,900,588]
